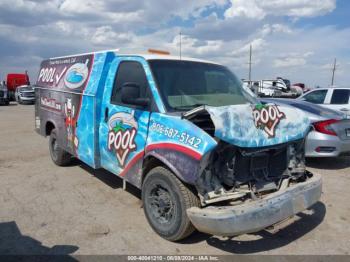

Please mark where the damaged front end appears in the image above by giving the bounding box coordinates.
[183,104,322,236]
[196,139,307,205]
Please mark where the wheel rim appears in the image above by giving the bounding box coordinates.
[148,184,175,224]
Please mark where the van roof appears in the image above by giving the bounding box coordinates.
[49,49,220,65]
[121,54,220,65]
[49,49,120,59]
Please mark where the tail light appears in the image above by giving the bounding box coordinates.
[313,119,339,136]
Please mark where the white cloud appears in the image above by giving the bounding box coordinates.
[225,0,265,19]
[59,0,104,14]
[231,38,267,57]
[271,24,293,34]
[91,26,134,45]
[225,0,336,19]
[274,57,306,67]
[55,21,72,34]
[0,0,348,89]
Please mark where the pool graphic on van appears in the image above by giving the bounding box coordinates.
[64,59,89,89]
[107,112,138,167]
[252,104,286,138]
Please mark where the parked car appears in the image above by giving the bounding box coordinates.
[35,50,321,241]
[298,87,350,116]
[262,98,350,157]
[0,81,9,105]
[15,85,35,104]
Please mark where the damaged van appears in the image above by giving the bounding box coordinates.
[35,50,322,241]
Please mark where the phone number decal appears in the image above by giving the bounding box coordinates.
[150,121,202,148]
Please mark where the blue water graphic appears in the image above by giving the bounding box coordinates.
[66,71,83,83]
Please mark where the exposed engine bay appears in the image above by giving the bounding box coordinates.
[183,106,310,206]
[196,139,308,205]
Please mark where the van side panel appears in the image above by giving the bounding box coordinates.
[35,54,95,162]
[75,52,116,168]
[36,88,87,156]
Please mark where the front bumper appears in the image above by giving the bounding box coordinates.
[187,173,322,236]
[19,96,35,103]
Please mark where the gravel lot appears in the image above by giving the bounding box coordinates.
[1,103,350,255]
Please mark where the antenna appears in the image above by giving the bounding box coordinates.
[331,58,338,86]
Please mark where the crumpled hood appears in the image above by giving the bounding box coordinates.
[205,103,310,148]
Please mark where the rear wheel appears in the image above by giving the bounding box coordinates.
[49,129,71,166]
[142,166,200,241]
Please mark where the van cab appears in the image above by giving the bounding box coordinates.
[35,50,322,241]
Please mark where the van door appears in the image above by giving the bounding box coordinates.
[99,59,152,187]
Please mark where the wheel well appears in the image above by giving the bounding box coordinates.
[45,121,55,136]
[142,156,165,184]
[141,156,198,196]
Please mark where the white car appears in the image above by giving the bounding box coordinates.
[298,87,350,116]
[15,85,35,104]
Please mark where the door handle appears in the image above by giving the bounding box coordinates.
[104,107,109,122]
[340,108,349,111]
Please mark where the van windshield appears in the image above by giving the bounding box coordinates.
[148,60,255,111]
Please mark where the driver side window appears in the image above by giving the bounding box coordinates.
[302,90,327,104]
[111,61,149,106]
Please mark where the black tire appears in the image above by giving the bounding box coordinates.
[142,166,200,241]
[49,129,71,166]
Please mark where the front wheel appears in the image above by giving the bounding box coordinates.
[142,166,200,241]
[49,129,71,166]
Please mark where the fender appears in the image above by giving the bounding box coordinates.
[145,112,217,185]
[143,148,200,185]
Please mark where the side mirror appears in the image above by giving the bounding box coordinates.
[121,82,149,107]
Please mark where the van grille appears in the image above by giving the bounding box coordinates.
[21,92,35,97]
[234,147,287,184]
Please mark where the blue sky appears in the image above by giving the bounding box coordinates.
[0,0,349,87]
[294,0,350,29]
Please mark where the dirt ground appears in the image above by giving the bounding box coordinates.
[0,103,350,256]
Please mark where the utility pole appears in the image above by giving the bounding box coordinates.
[248,44,252,82]
[331,58,337,86]
[179,31,182,60]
